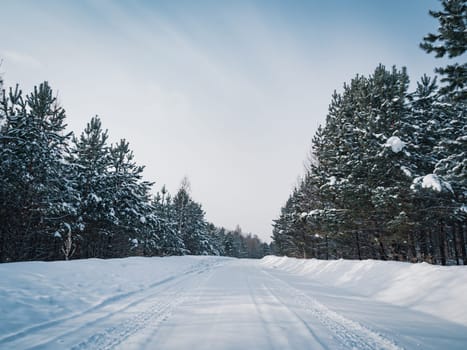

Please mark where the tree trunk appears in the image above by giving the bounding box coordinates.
[325,234,329,260]
[452,226,460,265]
[420,230,429,262]
[378,238,387,260]
[428,230,436,264]
[457,222,467,265]
[439,221,447,266]
[355,231,362,260]
[408,232,417,262]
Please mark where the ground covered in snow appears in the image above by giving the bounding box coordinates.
[1,256,467,350]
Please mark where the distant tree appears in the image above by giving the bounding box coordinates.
[173,179,217,255]
[272,195,300,257]
[152,186,186,256]
[223,232,236,257]
[206,223,224,255]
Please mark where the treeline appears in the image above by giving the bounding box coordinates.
[213,225,271,258]
[0,80,269,262]
[272,0,466,265]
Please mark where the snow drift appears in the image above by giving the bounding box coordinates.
[261,256,467,326]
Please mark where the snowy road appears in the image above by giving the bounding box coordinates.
[1,258,467,349]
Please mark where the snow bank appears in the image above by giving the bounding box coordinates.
[0,256,227,338]
[261,256,467,326]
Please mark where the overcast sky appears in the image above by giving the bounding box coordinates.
[1,0,443,242]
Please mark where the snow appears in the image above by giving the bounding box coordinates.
[0,256,226,349]
[400,166,411,177]
[89,193,102,203]
[1,256,467,349]
[53,232,62,238]
[308,209,322,216]
[444,180,454,193]
[412,173,452,193]
[261,256,467,326]
[384,136,405,153]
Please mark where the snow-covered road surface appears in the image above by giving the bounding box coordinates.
[1,257,467,349]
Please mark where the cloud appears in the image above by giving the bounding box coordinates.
[1,50,42,69]
[0,0,443,242]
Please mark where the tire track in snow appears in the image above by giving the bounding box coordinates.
[245,275,277,350]
[0,259,220,347]
[248,275,330,350]
[0,274,175,344]
[67,260,220,350]
[69,287,186,350]
[261,268,404,350]
[1,259,223,350]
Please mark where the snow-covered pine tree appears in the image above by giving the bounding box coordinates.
[289,175,323,259]
[0,82,76,261]
[67,116,114,258]
[310,66,411,259]
[223,230,236,257]
[417,0,466,265]
[365,66,418,260]
[152,186,186,256]
[272,194,300,257]
[183,198,214,255]
[172,179,216,255]
[404,70,466,265]
[206,222,223,256]
[404,76,449,263]
[107,139,158,257]
[420,0,466,101]
[433,117,467,264]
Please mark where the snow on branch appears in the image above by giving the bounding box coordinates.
[384,136,405,153]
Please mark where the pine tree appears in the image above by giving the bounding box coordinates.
[420,0,467,100]
[272,195,300,257]
[152,186,186,255]
[172,179,216,255]
[418,0,466,264]
[68,116,114,258]
[206,223,223,255]
[107,139,157,257]
[0,82,76,261]
[311,65,411,259]
[223,230,236,256]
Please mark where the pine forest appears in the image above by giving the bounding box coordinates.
[1,0,466,266]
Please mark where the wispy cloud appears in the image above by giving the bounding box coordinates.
[0,0,442,241]
[1,50,43,69]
